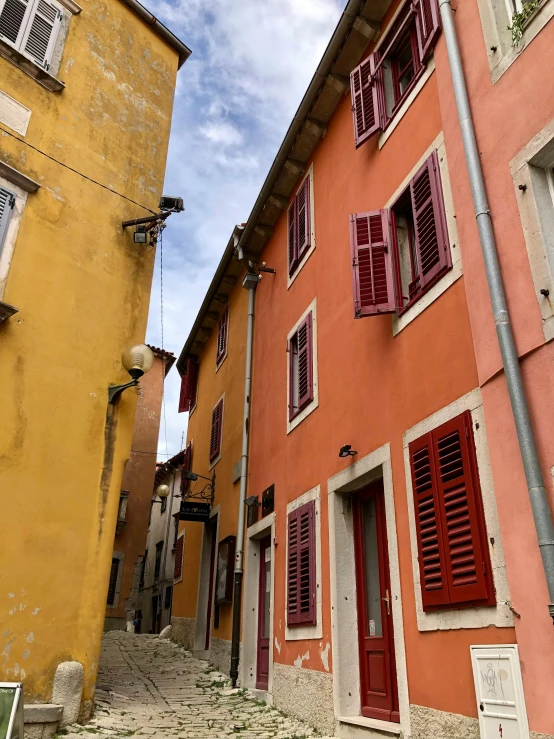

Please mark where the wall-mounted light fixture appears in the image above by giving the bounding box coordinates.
[339,444,357,458]
[108,344,154,404]
[122,196,184,246]
[156,484,170,499]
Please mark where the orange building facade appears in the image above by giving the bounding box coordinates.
[171,0,554,736]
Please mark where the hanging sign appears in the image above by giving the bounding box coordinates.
[179,501,211,523]
[0,683,24,739]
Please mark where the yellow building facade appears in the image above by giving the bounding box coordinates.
[0,0,188,727]
[171,228,248,673]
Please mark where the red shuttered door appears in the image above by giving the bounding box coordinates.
[287,501,316,627]
[353,481,399,723]
[256,536,272,690]
[350,210,396,317]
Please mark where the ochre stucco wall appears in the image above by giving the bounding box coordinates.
[172,280,248,644]
[0,0,179,711]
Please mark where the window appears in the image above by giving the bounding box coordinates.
[209,398,223,464]
[139,551,147,588]
[160,494,167,513]
[154,541,163,579]
[216,306,229,368]
[287,500,316,626]
[0,0,63,71]
[148,501,153,528]
[180,442,193,495]
[174,533,184,581]
[288,174,311,277]
[288,312,313,421]
[107,558,119,606]
[351,150,451,317]
[164,586,173,610]
[173,517,179,548]
[408,411,495,611]
[0,187,15,257]
[350,0,440,147]
[178,356,199,413]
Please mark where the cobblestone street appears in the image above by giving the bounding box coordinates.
[64,633,334,739]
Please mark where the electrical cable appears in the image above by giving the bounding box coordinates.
[0,123,157,215]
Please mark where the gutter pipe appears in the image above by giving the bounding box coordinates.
[230,272,258,686]
[158,472,177,631]
[439,0,554,621]
[119,0,191,68]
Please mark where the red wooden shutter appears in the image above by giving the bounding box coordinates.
[209,399,223,462]
[297,176,311,260]
[414,0,441,63]
[180,442,193,495]
[296,312,313,412]
[174,535,184,579]
[410,151,450,292]
[350,55,383,148]
[287,501,316,626]
[409,432,450,609]
[288,198,297,275]
[178,357,199,413]
[350,209,396,318]
[216,307,229,365]
[432,412,494,606]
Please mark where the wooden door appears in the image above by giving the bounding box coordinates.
[205,516,218,650]
[353,480,399,722]
[256,536,271,690]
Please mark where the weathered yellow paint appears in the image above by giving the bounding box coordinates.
[173,279,248,644]
[0,0,180,714]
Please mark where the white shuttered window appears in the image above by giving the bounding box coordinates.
[0,0,62,70]
[0,186,16,257]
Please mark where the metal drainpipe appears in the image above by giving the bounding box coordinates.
[439,0,554,620]
[158,473,177,631]
[230,273,258,686]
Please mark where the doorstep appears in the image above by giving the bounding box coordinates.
[337,715,402,738]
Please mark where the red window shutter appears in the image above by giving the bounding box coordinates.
[287,500,316,626]
[350,209,396,318]
[350,55,383,148]
[409,432,450,609]
[180,442,193,495]
[409,412,495,611]
[288,198,297,275]
[209,399,223,462]
[178,357,199,413]
[432,412,494,606]
[289,313,314,421]
[216,307,229,366]
[410,151,450,292]
[297,176,311,261]
[174,535,184,579]
[414,0,441,63]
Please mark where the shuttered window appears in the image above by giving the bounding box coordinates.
[216,306,229,367]
[180,441,193,495]
[174,534,184,580]
[287,501,316,626]
[409,411,495,611]
[0,0,62,70]
[209,398,223,463]
[288,175,311,276]
[0,186,15,256]
[350,150,450,317]
[350,0,440,148]
[288,312,314,421]
[107,558,119,606]
[164,586,173,610]
[154,541,163,579]
[178,357,199,413]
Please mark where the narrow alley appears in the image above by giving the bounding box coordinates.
[64,633,333,739]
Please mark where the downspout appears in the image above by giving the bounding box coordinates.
[439,0,554,620]
[230,270,259,686]
[158,472,177,630]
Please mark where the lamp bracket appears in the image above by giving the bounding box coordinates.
[108,379,139,404]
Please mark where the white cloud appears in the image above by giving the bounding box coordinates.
[146,0,343,459]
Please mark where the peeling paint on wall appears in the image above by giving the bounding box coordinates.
[293,651,310,668]
[320,642,330,672]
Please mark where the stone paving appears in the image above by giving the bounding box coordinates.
[62,632,335,739]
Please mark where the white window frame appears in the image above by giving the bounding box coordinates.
[287,163,316,289]
[0,0,64,70]
[0,173,31,301]
[286,298,318,434]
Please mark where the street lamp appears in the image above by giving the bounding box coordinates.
[108,344,154,404]
[155,484,170,499]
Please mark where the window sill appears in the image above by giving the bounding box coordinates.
[287,398,318,434]
[0,40,65,92]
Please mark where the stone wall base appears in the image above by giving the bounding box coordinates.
[272,662,334,736]
[103,617,126,632]
[410,705,554,739]
[209,637,232,677]
[171,616,196,651]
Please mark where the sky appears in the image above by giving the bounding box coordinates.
[144,0,344,460]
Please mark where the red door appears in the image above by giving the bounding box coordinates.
[205,516,218,650]
[353,480,399,722]
[256,536,271,690]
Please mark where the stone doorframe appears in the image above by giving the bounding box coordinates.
[327,443,411,737]
[241,512,276,700]
[193,504,221,657]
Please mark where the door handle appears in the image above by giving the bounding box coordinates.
[382,589,391,616]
